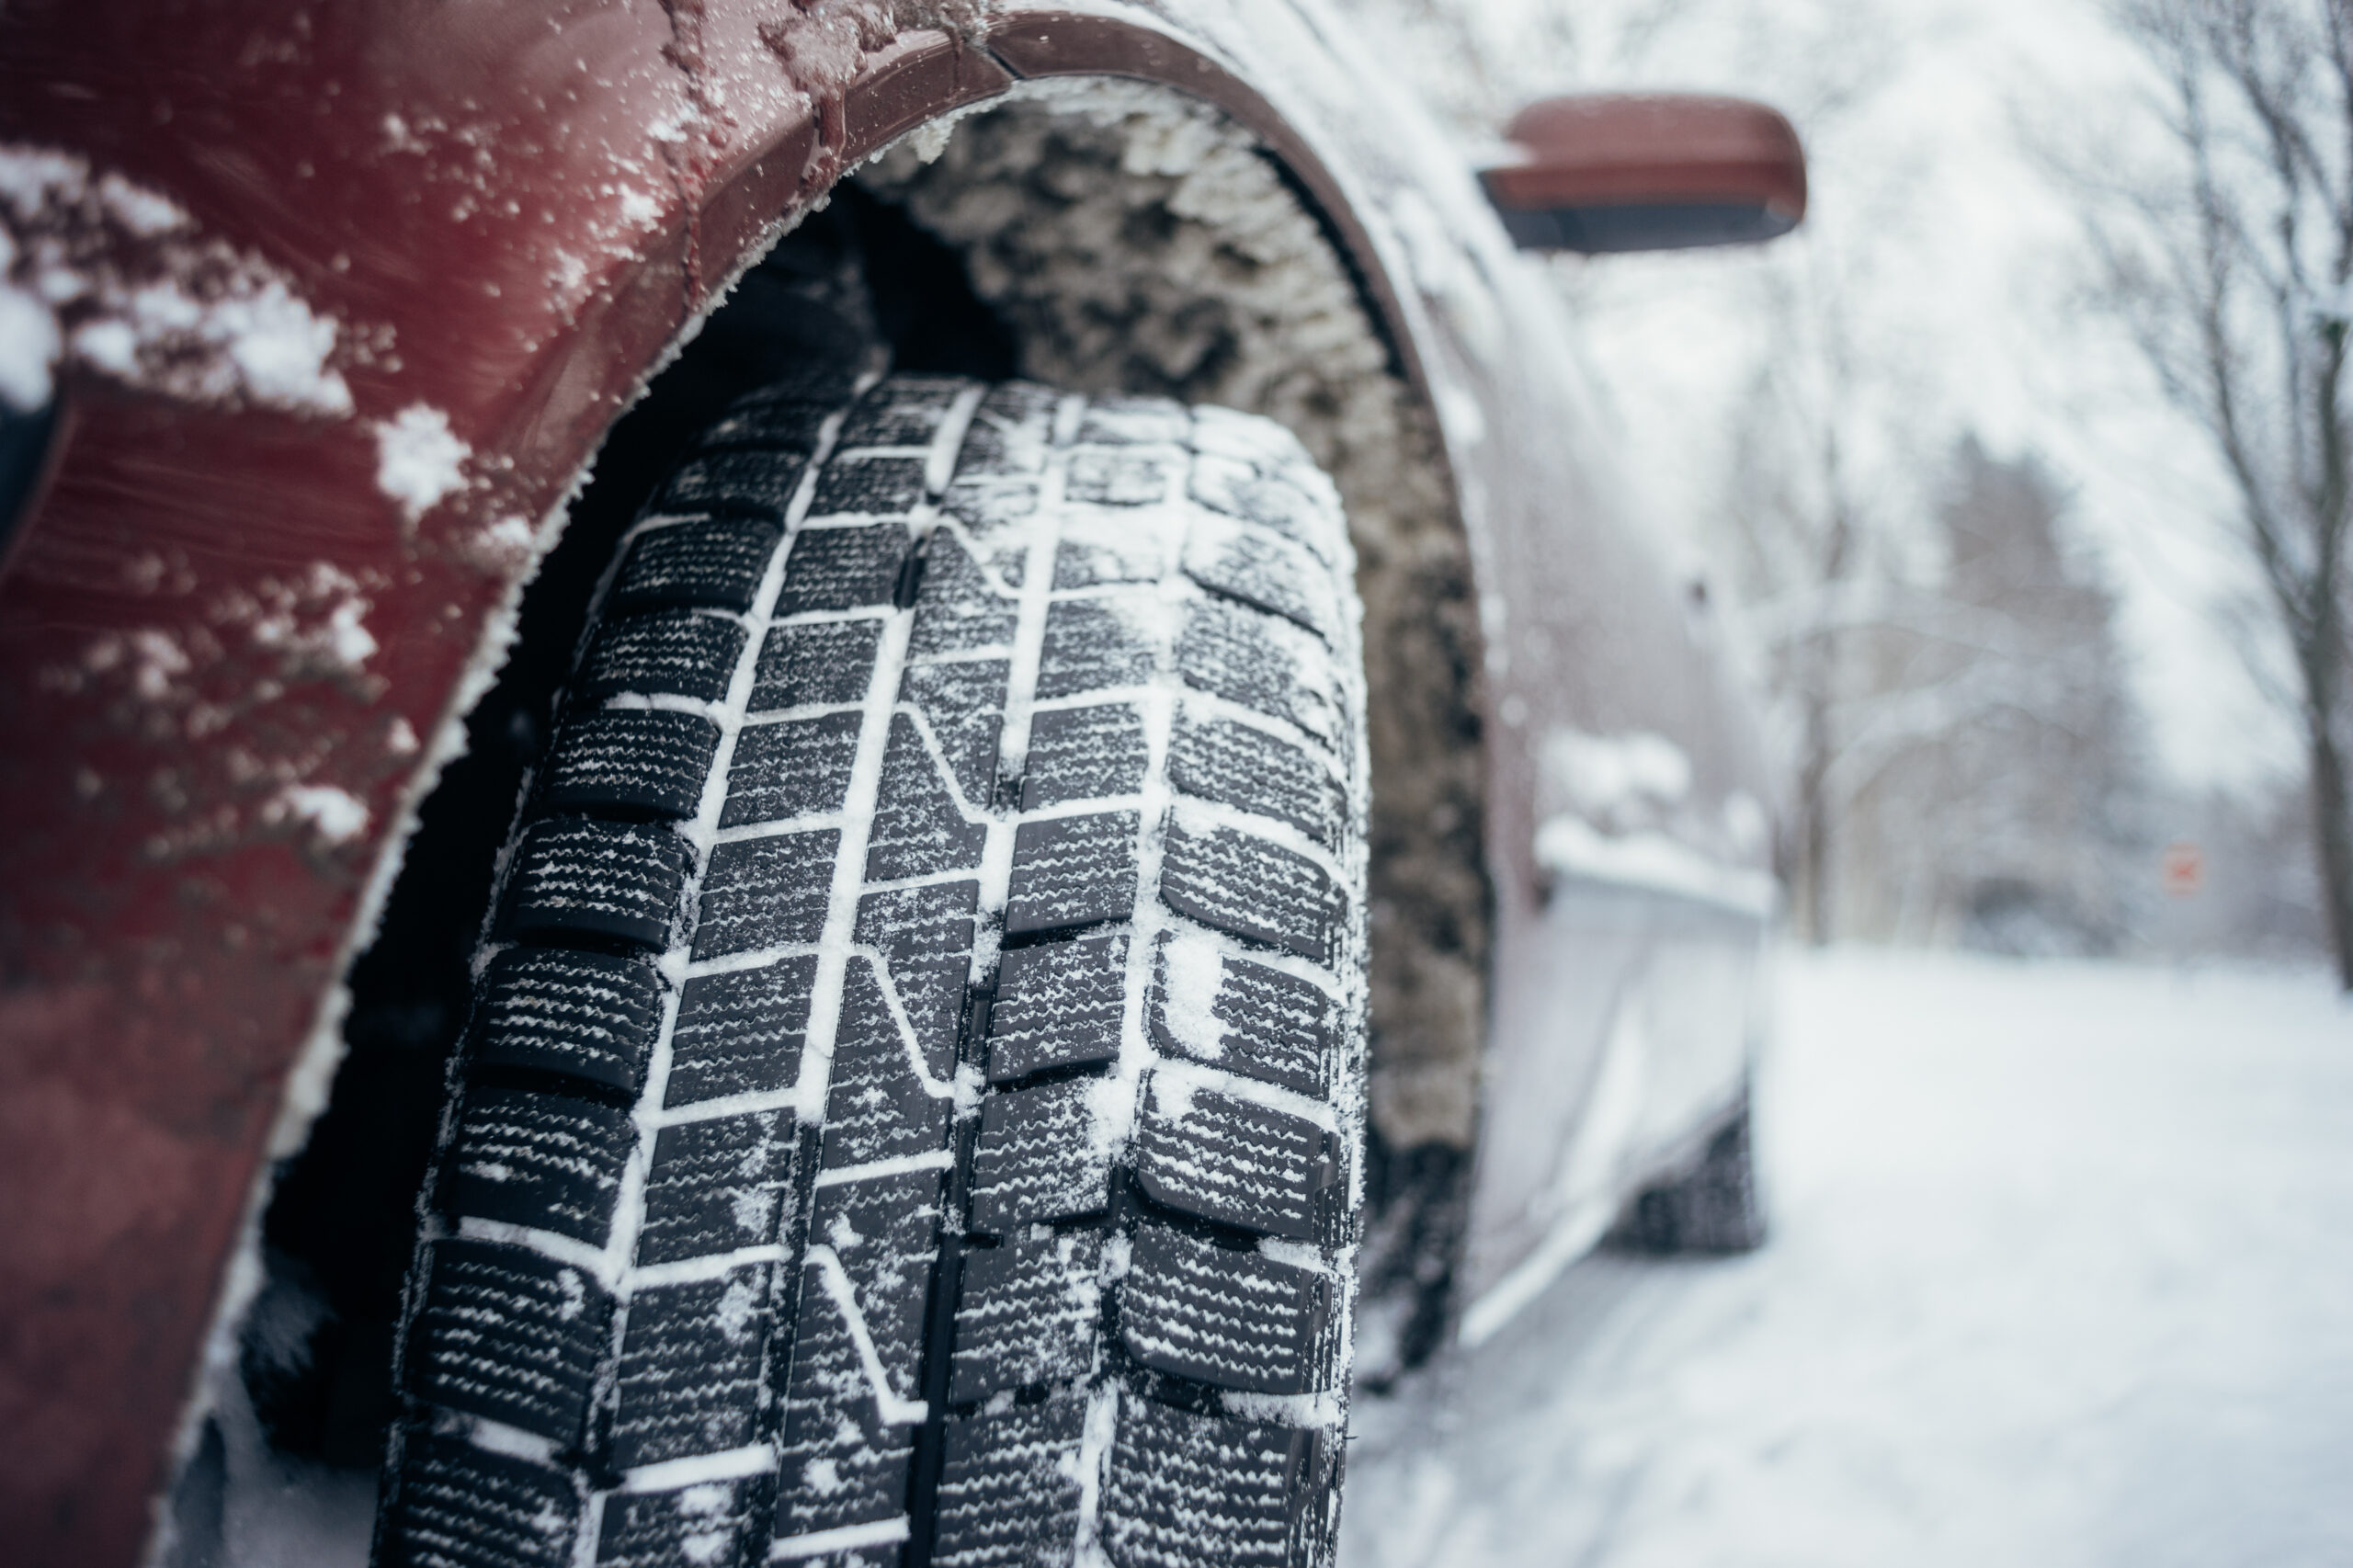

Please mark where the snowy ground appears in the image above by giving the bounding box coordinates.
[1341,946,2353,1568]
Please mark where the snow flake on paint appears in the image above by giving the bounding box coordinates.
[374,403,472,524]
[0,143,353,415]
[266,782,370,845]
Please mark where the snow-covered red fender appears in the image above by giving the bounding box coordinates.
[0,5,1456,1562]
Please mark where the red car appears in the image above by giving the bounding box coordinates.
[0,6,1803,1565]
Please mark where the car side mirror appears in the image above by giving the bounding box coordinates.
[1481,93,1807,254]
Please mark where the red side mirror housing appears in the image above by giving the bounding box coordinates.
[1482,93,1808,253]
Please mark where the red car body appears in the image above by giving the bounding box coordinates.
[0,5,1780,1561]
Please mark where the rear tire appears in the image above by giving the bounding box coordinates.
[1611,1099,1767,1256]
[372,372,1370,1568]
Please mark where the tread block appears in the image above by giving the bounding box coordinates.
[939,477,1040,569]
[777,1168,945,1537]
[1118,1226,1326,1396]
[380,1433,577,1568]
[1183,518,1339,645]
[693,829,839,960]
[612,517,784,613]
[779,524,912,614]
[1133,1080,1331,1241]
[819,957,954,1171]
[508,818,688,950]
[855,879,980,962]
[1099,1396,1321,1568]
[637,1110,796,1266]
[754,619,884,712]
[408,1240,611,1443]
[610,1267,774,1470]
[1005,812,1139,937]
[1037,597,1157,699]
[838,375,966,448]
[655,449,809,520]
[985,935,1126,1083]
[694,391,836,456]
[1067,448,1177,506]
[1052,511,1182,590]
[468,948,662,1096]
[1175,598,1341,752]
[1168,710,1344,850]
[912,530,1020,654]
[899,660,1009,804]
[866,715,987,880]
[1022,704,1148,809]
[933,1400,1086,1568]
[1187,444,1347,568]
[1078,395,1188,447]
[1158,819,1336,964]
[578,611,749,705]
[722,711,861,827]
[808,457,927,517]
[949,1232,1103,1401]
[595,1476,761,1568]
[1149,936,1332,1097]
[442,1088,634,1243]
[969,1081,1114,1236]
[541,708,722,820]
[955,381,1060,478]
[665,955,815,1108]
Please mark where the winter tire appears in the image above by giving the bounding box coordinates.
[373,371,1370,1568]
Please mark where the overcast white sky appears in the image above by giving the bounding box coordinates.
[1364,0,2298,794]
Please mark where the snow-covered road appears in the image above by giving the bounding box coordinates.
[1340,948,2353,1568]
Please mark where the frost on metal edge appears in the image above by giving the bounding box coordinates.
[0,144,353,416]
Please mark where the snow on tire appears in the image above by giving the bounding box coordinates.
[374,372,1370,1568]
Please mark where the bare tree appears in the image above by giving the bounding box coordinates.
[2060,0,2353,985]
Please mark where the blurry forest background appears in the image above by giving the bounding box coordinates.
[1358,0,2349,971]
